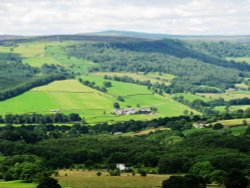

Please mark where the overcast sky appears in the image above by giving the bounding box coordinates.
[1,0,250,35]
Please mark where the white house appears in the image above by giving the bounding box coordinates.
[116,163,126,171]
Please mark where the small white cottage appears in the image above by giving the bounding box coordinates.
[116,163,126,171]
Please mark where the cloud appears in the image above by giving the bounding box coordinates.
[0,0,249,35]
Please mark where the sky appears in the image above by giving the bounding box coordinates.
[0,0,250,36]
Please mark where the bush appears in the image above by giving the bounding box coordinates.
[96,171,102,176]
[109,169,121,176]
[139,169,147,177]
[213,123,224,130]
[37,177,61,188]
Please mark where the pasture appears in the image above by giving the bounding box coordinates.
[0,181,36,188]
[57,170,170,188]
[226,56,250,64]
[197,91,250,101]
[172,93,211,102]
[0,79,197,123]
[0,80,115,120]
[215,105,250,112]
[56,170,222,188]
[93,72,175,85]
[215,118,250,127]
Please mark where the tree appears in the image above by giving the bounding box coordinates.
[162,175,206,188]
[242,119,248,126]
[117,96,125,102]
[37,177,61,188]
[113,102,120,109]
[209,170,226,184]
[189,161,215,177]
[103,81,112,88]
[245,126,250,135]
[213,123,224,130]
[162,176,188,188]
[96,171,102,176]
[224,169,249,188]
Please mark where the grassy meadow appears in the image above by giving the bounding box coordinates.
[172,93,211,102]
[0,78,197,123]
[56,170,222,188]
[0,181,36,188]
[226,56,250,64]
[93,72,175,85]
[57,170,170,188]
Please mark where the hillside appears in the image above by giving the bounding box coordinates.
[1,36,250,122]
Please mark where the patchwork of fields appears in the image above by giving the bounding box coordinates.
[1,41,250,123]
[0,78,197,123]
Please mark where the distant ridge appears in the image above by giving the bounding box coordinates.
[82,30,250,42]
[1,30,250,43]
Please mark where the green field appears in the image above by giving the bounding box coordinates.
[57,170,170,188]
[215,105,250,112]
[0,80,115,120]
[215,118,250,127]
[0,78,197,123]
[94,72,175,85]
[197,91,250,101]
[172,93,211,102]
[0,181,36,188]
[226,56,250,64]
[0,41,96,74]
[56,170,222,188]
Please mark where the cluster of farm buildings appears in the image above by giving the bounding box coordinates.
[114,108,152,115]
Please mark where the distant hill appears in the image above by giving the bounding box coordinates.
[83,30,250,43]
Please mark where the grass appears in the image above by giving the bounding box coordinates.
[215,118,250,127]
[122,127,170,137]
[93,72,175,85]
[57,170,170,188]
[0,41,96,74]
[235,83,249,89]
[56,170,222,188]
[215,105,250,112]
[197,91,250,101]
[172,93,211,102]
[0,80,115,120]
[183,126,247,136]
[81,75,199,117]
[0,77,198,123]
[226,57,250,64]
[0,180,36,188]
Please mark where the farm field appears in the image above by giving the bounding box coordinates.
[226,56,250,64]
[0,79,197,123]
[172,93,211,102]
[0,80,115,120]
[0,181,36,188]
[215,118,250,127]
[56,170,222,188]
[215,105,250,112]
[93,72,175,85]
[81,75,198,117]
[0,41,95,73]
[57,170,168,188]
[197,91,250,101]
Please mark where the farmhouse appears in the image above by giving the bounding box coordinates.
[193,123,211,129]
[116,163,126,171]
[114,108,138,115]
[113,132,123,135]
[114,108,152,115]
[226,88,236,92]
[50,109,61,113]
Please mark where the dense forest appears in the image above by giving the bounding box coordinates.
[66,40,249,93]
[0,120,249,187]
[189,41,250,58]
